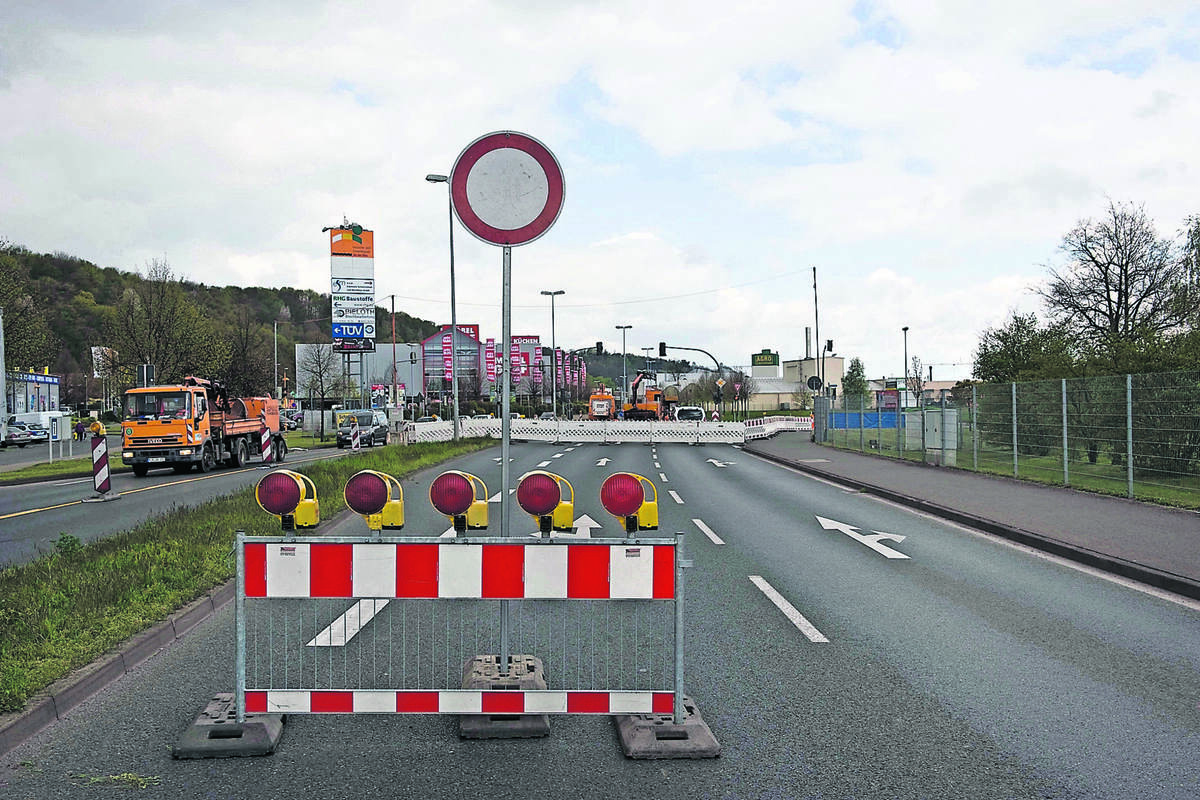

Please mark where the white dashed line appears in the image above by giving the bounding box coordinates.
[537,460,552,467]
[668,490,684,504]
[748,576,829,643]
[659,472,669,483]
[552,453,564,458]
[692,518,724,545]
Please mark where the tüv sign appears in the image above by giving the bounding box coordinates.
[332,322,375,339]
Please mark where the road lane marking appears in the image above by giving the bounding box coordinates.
[749,576,828,642]
[693,518,723,545]
[659,472,669,483]
[307,599,388,647]
[654,461,661,468]
[537,460,552,467]
[668,490,684,504]
[552,453,564,458]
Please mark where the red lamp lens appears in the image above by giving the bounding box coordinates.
[345,471,388,516]
[430,472,473,516]
[258,472,301,515]
[600,473,644,518]
[517,473,561,516]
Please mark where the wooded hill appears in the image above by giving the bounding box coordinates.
[0,244,438,405]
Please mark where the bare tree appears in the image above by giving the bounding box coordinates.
[1039,201,1187,354]
[297,343,345,440]
[909,356,925,405]
[221,308,271,396]
[105,259,228,384]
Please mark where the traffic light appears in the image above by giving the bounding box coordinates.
[596,341,604,355]
[713,390,722,403]
[658,342,667,357]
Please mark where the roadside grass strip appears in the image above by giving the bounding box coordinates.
[748,575,829,643]
[0,438,493,713]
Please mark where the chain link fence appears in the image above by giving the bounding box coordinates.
[814,370,1200,508]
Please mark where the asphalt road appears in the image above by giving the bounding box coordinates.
[2,440,1198,799]
[0,443,346,566]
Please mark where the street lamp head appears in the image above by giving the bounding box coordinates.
[902,326,909,333]
[425,174,448,183]
[540,289,565,297]
[615,324,632,331]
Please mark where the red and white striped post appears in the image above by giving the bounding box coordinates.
[261,427,273,464]
[81,432,121,503]
[351,420,360,452]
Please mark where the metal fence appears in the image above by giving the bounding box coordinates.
[816,370,1200,506]
[235,535,685,719]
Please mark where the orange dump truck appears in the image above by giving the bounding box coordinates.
[120,376,286,476]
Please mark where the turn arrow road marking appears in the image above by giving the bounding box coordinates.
[814,515,910,559]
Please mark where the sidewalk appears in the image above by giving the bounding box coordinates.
[743,432,1200,601]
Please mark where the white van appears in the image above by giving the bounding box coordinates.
[10,411,71,439]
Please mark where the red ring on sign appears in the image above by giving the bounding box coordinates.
[450,131,565,247]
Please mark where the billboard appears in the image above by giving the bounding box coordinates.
[751,349,779,367]
[330,224,375,349]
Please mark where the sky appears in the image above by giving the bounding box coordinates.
[2,1,1198,383]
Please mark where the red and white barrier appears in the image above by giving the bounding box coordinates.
[245,689,674,715]
[351,421,360,451]
[260,426,273,463]
[91,434,112,494]
[242,541,675,600]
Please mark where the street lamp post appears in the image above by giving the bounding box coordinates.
[615,324,631,409]
[902,326,909,406]
[541,290,565,418]
[426,174,460,440]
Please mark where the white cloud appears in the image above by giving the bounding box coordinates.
[1,0,1197,383]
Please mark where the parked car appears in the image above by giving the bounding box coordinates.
[415,415,440,423]
[2,424,34,448]
[281,410,302,431]
[335,410,390,448]
[473,413,495,419]
[538,412,557,421]
[24,422,50,443]
[675,406,705,422]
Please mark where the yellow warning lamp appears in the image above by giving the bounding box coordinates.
[599,472,659,533]
[344,470,404,531]
[429,471,489,534]
[256,469,320,530]
[515,470,576,534]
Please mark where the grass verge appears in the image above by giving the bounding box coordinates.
[0,438,494,713]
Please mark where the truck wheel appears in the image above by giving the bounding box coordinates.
[133,465,149,477]
[199,444,215,473]
[229,440,247,468]
[274,439,287,462]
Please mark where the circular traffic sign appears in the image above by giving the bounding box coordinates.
[807,375,823,391]
[450,131,565,247]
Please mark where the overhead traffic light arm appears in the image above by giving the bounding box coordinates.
[658,343,721,374]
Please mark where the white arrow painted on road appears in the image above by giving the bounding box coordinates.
[706,458,736,468]
[814,515,910,559]
[595,457,612,466]
[528,514,601,539]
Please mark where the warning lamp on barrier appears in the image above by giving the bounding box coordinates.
[255,469,319,530]
[429,470,489,534]
[600,471,659,533]
[344,470,404,531]
[516,470,575,534]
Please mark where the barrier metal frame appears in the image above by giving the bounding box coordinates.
[235,532,690,723]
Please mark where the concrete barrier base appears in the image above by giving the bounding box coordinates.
[614,695,721,759]
[458,654,550,739]
[173,693,284,758]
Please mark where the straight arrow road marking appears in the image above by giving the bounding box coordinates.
[814,515,910,559]
[705,458,735,468]
[595,457,611,466]
[748,576,828,642]
[668,490,684,504]
[693,518,724,545]
[307,599,388,647]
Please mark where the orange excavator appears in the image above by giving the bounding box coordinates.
[623,372,679,420]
